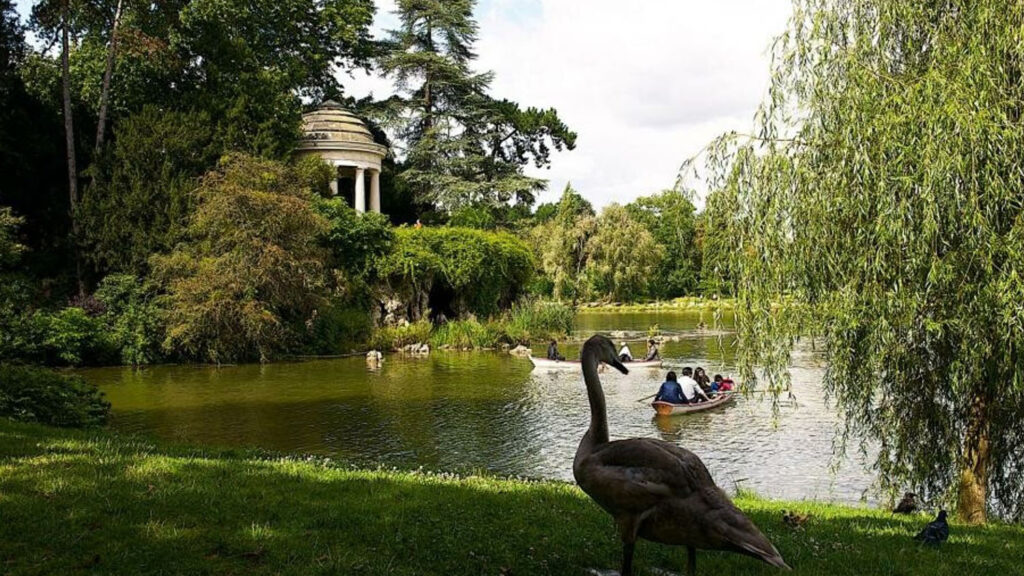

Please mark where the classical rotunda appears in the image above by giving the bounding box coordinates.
[295,101,388,213]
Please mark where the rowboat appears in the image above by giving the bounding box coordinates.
[528,356,664,370]
[651,392,735,416]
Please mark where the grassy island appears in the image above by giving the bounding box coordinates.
[1,421,1020,576]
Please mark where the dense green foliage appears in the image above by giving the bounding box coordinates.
[626,189,701,298]
[0,365,109,426]
[152,154,329,363]
[0,206,23,268]
[313,196,394,277]
[527,186,700,304]
[93,274,164,365]
[80,107,218,274]
[585,204,663,301]
[3,420,1023,575]
[380,0,575,213]
[706,0,1024,522]
[530,185,596,302]
[377,227,534,318]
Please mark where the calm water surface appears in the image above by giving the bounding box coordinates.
[79,312,874,505]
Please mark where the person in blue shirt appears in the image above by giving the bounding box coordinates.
[654,371,685,404]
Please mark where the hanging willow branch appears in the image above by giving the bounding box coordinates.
[697,0,1024,523]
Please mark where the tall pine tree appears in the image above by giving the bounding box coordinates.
[381,0,575,214]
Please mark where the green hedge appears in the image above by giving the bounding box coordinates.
[0,365,110,427]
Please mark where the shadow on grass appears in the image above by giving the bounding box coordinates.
[0,422,1021,576]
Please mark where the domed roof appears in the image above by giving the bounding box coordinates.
[296,101,387,157]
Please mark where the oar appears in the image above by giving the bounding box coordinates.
[635,393,658,403]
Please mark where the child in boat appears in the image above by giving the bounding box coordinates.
[654,371,685,404]
[679,367,710,403]
[718,376,734,392]
[711,374,723,392]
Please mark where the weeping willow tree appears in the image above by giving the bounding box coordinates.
[700,0,1024,523]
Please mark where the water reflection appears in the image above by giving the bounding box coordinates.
[79,312,874,505]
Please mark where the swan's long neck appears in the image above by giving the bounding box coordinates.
[580,344,610,451]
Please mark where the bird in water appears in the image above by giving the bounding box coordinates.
[913,510,949,546]
[893,492,918,514]
[572,335,789,576]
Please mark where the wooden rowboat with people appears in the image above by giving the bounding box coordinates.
[651,392,735,416]
[528,356,663,370]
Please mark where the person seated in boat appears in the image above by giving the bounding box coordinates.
[654,371,685,404]
[644,339,660,361]
[679,367,711,404]
[694,367,712,395]
[618,342,633,362]
[546,340,565,361]
[711,374,723,393]
[718,375,734,392]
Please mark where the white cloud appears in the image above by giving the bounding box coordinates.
[347,0,794,209]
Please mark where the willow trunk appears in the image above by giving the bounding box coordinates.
[957,392,990,524]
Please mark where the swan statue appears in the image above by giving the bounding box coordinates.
[573,334,790,576]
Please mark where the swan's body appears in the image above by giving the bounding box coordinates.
[573,335,789,576]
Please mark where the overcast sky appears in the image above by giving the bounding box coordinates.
[350,0,794,208]
[12,0,794,209]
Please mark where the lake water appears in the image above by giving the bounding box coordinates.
[79,311,876,505]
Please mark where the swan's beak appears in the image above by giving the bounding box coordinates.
[607,357,628,374]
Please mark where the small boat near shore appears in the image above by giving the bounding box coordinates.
[528,357,663,370]
[651,392,735,416]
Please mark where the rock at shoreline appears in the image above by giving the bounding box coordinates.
[509,345,531,357]
[402,342,430,355]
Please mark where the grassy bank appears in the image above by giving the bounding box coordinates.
[1,421,1021,576]
[580,296,736,313]
[370,300,575,352]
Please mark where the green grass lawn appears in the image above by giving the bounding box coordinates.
[1,421,1021,576]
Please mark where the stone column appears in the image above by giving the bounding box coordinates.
[354,167,366,213]
[370,169,381,213]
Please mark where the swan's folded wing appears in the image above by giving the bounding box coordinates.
[581,438,716,505]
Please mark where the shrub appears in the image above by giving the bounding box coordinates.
[448,205,497,230]
[0,207,24,268]
[430,318,495,349]
[151,154,330,363]
[307,304,375,355]
[369,320,432,351]
[504,299,575,344]
[313,197,394,276]
[0,364,110,427]
[94,274,164,365]
[37,308,117,366]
